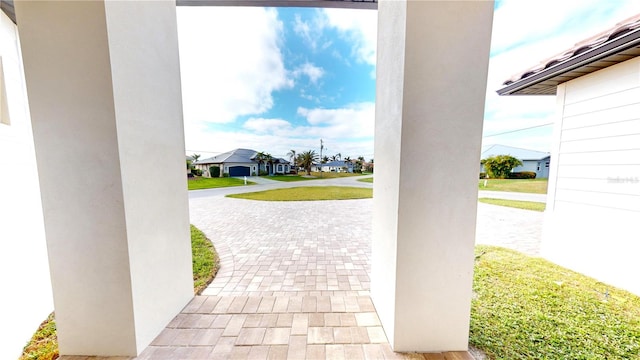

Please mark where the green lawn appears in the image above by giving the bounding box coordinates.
[358,177,373,183]
[21,225,219,360]
[191,225,220,295]
[227,186,372,201]
[472,246,640,359]
[265,175,315,182]
[479,178,548,194]
[479,198,546,212]
[188,176,255,190]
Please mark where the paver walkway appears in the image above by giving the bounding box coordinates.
[134,180,541,359]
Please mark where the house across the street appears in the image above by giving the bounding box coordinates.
[312,160,354,173]
[193,148,290,177]
[498,14,640,296]
[481,144,551,178]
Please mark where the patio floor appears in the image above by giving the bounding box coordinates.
[134,189,478,359]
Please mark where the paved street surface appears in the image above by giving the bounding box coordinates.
[135,177,541,359]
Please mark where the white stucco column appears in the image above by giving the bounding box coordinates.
[372,0,493,352]
[15,1,193,356]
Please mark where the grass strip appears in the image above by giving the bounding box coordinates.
[21,225,219,360]
[265,175,315,182]
[227,186,372,201]
[188,177,255,190]
[191,224,219,295]
[358,177,373,183]
[471,246,640,359]
[479,198,546,212]
[479,178,548,194]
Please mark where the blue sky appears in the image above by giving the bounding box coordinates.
[177,6,377,161]
[177,1,640,160]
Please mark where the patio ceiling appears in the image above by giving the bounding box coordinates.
[0,0,377,23]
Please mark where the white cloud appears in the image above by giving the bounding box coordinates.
[243,118,292,133]
[177,7,292,125]
[293,12,326,51]
[185,103,375,159]
[291,8,377,68]
[323,8,377,67]
[292,62,324,84]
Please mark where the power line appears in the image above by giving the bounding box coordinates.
[483,122,553,138]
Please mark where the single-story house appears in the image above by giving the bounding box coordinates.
[481,144,551,178]
[498,14,640,295]
[312,160,354,173]
[193,148,290,177]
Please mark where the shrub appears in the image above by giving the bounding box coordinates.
[481,155,523,179]
[192,168,203,176]
[252,172,257,176]
[209,166,220,178]
[274,172,283,176]
[508,171,537,179]
[222,173,230,177]
[480,172,487,179]
[259,170,269,176]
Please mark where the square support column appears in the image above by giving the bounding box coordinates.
[372,0,493,352]
[15,1,193,356]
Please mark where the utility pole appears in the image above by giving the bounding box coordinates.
[320,139,324,178]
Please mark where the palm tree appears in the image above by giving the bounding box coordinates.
[330,155,337,162]
[287,149,297,172]
[254,151,267,176]
[322,156,329,164]
[191,153,201,163]
[336,153,341,161]
[356,156,365,173]
[264,153,274,175]
[298,150,318,175]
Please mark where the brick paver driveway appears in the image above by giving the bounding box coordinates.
[137,180,540,359]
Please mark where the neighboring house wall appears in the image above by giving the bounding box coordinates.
[512,157,550,178]
[0,12,53,359]
[543,57,640,295]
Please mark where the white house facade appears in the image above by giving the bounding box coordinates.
[498,14,640,296]
[312,160,354,173]
[0,9,53,359]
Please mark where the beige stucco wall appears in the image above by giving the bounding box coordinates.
[0,10,53,359]
[543,56,640,295]
[16,1,193,355]
[372,0,493,351]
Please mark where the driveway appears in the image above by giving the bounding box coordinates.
[137,182,543,358]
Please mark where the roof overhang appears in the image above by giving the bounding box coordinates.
[498,27,640,96]
[0,0,376,25]
[178,0,376,10]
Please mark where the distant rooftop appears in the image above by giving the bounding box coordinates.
[498,13,640,96]
[481,144,550,161]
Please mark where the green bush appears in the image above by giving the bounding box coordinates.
[222,173,230,178]
[259,170,269,176]
[481,155,523,179]
[209,166,220,178]
[480,172,487,179]
[508,171,536,179]
[252,172,257,176]
[192,168,203,176]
